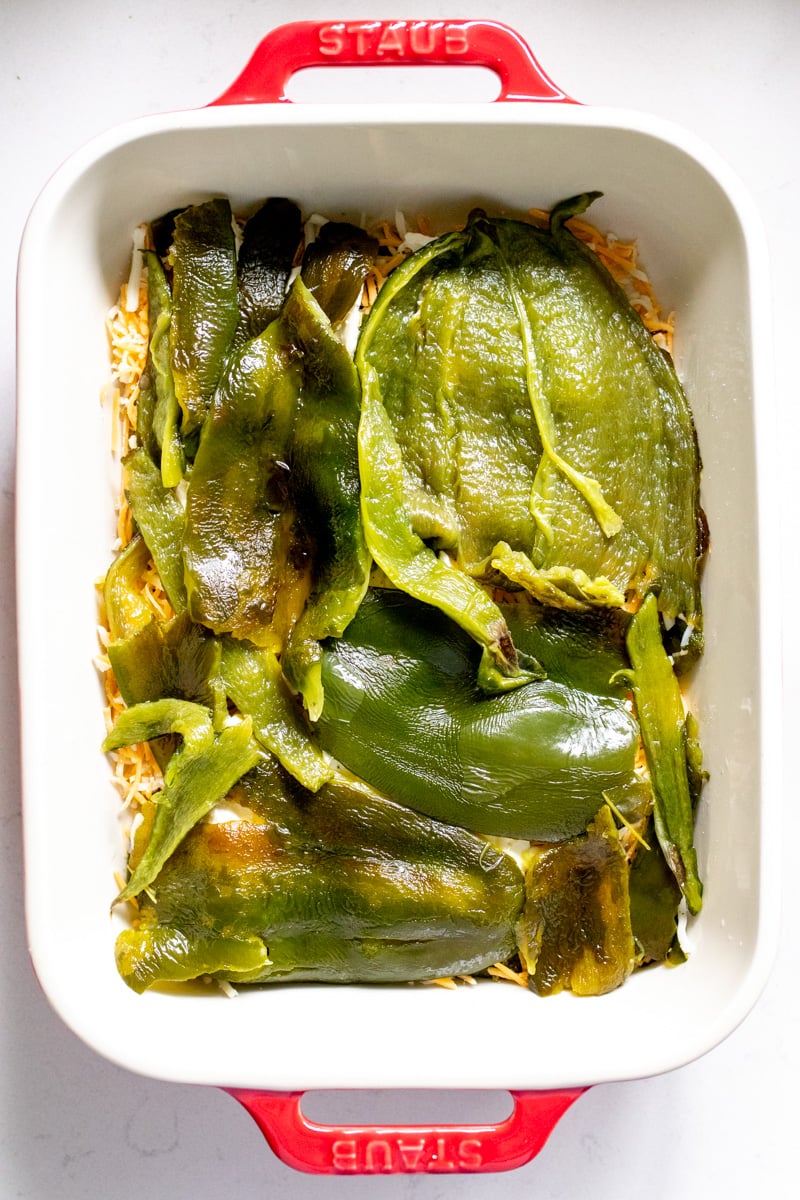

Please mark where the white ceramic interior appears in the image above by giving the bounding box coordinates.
[17,100,779,1091]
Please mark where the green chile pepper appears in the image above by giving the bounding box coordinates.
[500,598,630,698]
[622,593,703,914]
[235,197,303,344]
[103,533,153,641]
[183,277,369,675]
[278,279,373,719]
[627,819,684,965]
[182,304,306,646]
[107,610,225,719]
[171,198,239,435]
[356,197,703,678]
[104,698,259,904]
[300,221,379,327]
[219,637,333,792]
[316,589,640,841]
[517,806,635,996]
[141,250,184,486]
[114,763,524,992]
[123,446,187,614]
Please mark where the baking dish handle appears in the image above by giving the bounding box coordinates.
[224,1087,587,1174]
[211,19,574,106]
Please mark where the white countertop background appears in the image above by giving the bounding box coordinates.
[2,1,798,1195]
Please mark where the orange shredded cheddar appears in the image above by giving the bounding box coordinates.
[487,961,529,987]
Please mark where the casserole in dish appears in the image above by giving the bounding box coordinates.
[17,19,779,1173]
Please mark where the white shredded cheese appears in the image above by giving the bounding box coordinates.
[400,232,435,253]
[124,226,146,313]
[303,213,329,247]
[675,899,697,956]
[339,291,364,356]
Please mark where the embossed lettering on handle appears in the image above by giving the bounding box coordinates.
[225,1088,587,1175]
[212,20,574,106]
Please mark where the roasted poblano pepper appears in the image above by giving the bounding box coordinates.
[141,250,184,486]
[235,197,302,345]
[316,589,639,841]
[170,198,239,435]
[300,221,379,327]
[104,698,259,904]
[219,637,333,791]
[103,533,153,641]
[114,757,525,992]
[621,593,704,913]
[181,287,308,647]
[517,806,635,996]
[107,611,225,718]
[183,276,371,712]
[123,446,187,614]
[356,195,704,681]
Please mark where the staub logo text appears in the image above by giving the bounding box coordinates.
[331,1134,484,1173]
[318,22,471,60]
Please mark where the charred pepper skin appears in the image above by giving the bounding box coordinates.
[182,278,370,691]
[114,765,525,993]
[170,198,240,435]
[355,196,703,678]
[517,806,635,997]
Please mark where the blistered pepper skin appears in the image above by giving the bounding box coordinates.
[356,198,703,670]
[114,770,525,992]
[517,807,635,996]
[170,198,239,434]
[182,278,369,674]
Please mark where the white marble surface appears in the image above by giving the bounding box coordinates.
[3,0,797,1195]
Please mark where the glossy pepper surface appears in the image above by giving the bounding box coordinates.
[114,758,525,992]
[170,198,239,435]
[316,589,639,841]
[183,277,370,688]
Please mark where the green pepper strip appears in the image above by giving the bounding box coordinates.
[171,198,239,435]
[280,283,373,719]
[182,299,304,644]
[103,533,153,641]
[622,593,703,913]
[235,197,302,345]
[124,446,186,614]
[220,638,332,792]
[108,611,226,726]
[143,250,184,487]
[104,698,259,904]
